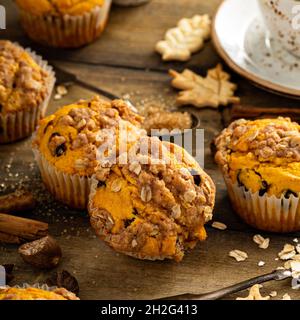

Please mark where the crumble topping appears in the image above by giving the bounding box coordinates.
[0,40,49,114]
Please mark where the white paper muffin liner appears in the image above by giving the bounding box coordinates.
[224,176,300,233]
[33,149,91,210]
[18,0,112,48]
[0,45,55,144]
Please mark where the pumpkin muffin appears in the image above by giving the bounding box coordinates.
[0,286,79,300]
[15,0,112,48]
[0,40,55,143]
[33,96,145,209]
[214,117,300,232]
[89,136,215,261]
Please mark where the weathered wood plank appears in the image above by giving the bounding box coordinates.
[1,0,221,71]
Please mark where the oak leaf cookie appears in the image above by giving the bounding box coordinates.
[169,64,240,108]
[155,14,211,61]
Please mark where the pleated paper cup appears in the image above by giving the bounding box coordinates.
[224,176,300,233]
[33,149,91,210]
[0,284,79,300]
[17,0,112,48]
[0,46,55,144]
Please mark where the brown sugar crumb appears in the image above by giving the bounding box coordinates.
[142,106,192,134]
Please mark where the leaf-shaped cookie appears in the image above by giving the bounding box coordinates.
[169,64,240,108]
[156,15,211,62]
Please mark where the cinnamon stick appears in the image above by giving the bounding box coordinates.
[231,105,300,121]
[0,189,36,214]
[0,213,48,244]
[0,231,22,244]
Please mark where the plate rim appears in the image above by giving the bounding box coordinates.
[212,0,300,98]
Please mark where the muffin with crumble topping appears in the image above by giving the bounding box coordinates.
[215,117,300,233]
[33,96,145,209]
[0,40,55,143]
[88,136,215,261]
[15,0,112,48]
[0,286,79,300]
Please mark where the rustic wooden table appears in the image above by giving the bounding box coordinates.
[1,0,300,300]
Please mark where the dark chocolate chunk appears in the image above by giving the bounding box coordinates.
[55,144,66,157]
[97,181,106,188]
[46,270,79,295]
[124,217,135,228]
[284,189,298,199]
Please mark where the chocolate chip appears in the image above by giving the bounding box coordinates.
[124,217,135,228]
[189,169,202,186]
[259,181,269,197]
[284,189,298,199]
[55,144,66,157]
[97,181,106,188]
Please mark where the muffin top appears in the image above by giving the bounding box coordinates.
[0,287,79,300]
[89,136,215,262]
[0,40,50,114]
[215,117,300,197]
[15,0,105,16]
[33,96,145,177]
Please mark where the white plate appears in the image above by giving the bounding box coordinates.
[212,0,300,98]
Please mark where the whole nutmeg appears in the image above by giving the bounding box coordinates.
[18,236,62,269]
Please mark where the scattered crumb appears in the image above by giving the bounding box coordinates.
[56,85,68,96]
[282,293,292,300]
[293,238,298,243]
[54,93,62,100]
[258,261,265,267]
[212,221,227,231]
[229,250,248,262]
[253,234,270,249]
[236,284,270,300]
[269,291,277,297]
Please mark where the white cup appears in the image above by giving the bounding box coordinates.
[257,0,300,57]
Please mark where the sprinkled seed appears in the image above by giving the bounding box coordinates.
[74,159,88,170]
[212,221,227,230]
[229,250,248,262]
[54,94,62,100]
[76,119,87,130]
[132,239,138,248]
[141,185,152,202]
[129,162,142,176]
[258,261,265,267]
[111,179,122,193]
[183,189,196,203]
[253,234,270,249]
[282,293,292,300]
[290,136,300,148]
[269,291,277,297]
[171,204,181,219]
